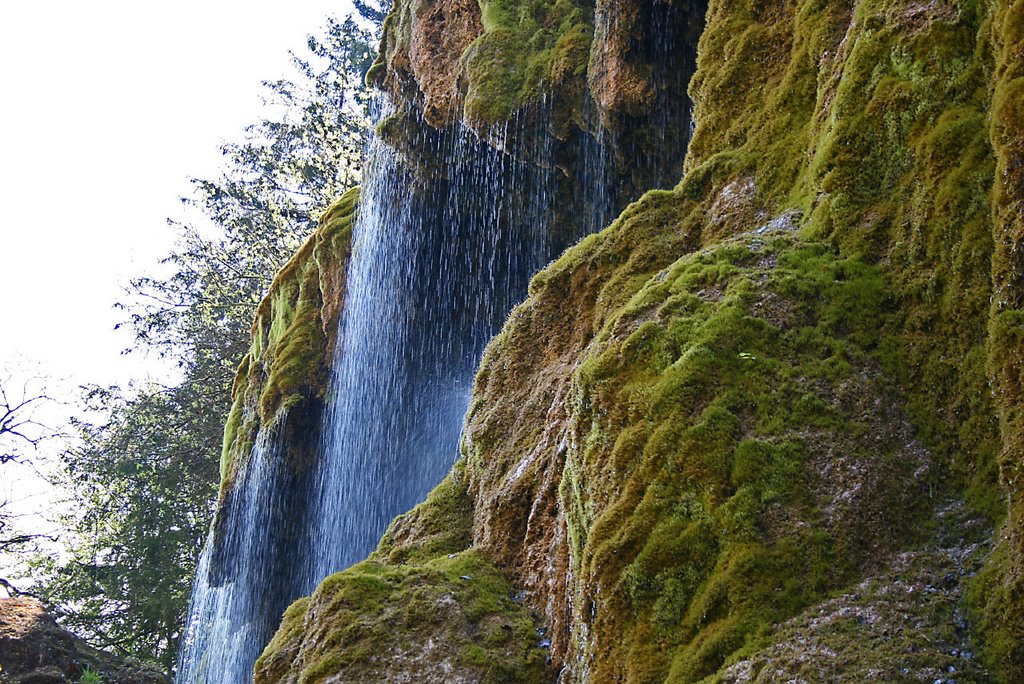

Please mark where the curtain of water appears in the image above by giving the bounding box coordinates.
[176,427,309,684]
[176,99,606,684]
[301,103,564,582]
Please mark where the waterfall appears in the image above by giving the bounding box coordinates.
[176,7,705,676]
[177,427,311,684]
[175,101,614,684]
[302,107,566,580]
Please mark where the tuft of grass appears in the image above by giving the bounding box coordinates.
[78,669,104,684]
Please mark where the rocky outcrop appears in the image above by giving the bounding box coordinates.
[370,0,704,211]
[0,598,168,684]
[370,0,590,131]
[251,467,552,683]
[217,188,358,497]
[250,0,1024,680]
[463,220,943,680]
[371,0,484,127]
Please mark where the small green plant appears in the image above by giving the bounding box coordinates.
[78,668,104,684]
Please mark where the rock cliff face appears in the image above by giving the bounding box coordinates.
[370,0,705,210]
[230,0,1023,681]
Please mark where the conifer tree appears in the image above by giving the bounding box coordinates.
[25,10,384,670]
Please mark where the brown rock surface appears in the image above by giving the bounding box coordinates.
[588,1,654,119]
[408,0,483,126]
[372,0,483,129]
[0,597,168,684]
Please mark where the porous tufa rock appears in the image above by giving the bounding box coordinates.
[251,0,1024,679]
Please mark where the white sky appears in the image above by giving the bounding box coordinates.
[0,0,354,389]
[0,0,355,565]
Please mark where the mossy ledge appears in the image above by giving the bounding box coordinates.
[255,0,1024,680]
[370,0,593,130]
[252,463,551,684]
[218,188,359,495]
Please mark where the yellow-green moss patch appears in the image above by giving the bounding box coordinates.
[218,188,359,492]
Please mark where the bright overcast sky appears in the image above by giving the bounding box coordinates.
[0,0,355,538]
[0,0,354,391]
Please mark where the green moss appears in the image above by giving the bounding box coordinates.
[681,1,1022,673]
[255,188,359,421]
[980,1,1024,679]
[370,0,593,127]
[720,503,996,682]
[260,596,311,659]
[968,529,1024,680]
[373,460,475,565]
[462,0,591,125]
[553,232,931,679]
[219,357,250,483]
[217,189,358,491]
[255,551,547,682]
[256,252,324,419]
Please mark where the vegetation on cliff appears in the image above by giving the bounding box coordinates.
[368,0,705,152]
[369,0,591,128]
[462,0,592,126]
[253,464,550,683]
[466,219,943,680]
[257,0,1024,681]
[684,0,1021,673]
[219,188,359,491]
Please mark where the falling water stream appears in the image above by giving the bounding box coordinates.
[176,103,614,684]
[177,6,705,680]
[304,110,565,579]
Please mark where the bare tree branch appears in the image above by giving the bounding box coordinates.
[0,373,61,464]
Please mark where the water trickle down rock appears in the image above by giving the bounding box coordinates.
[177,3,706,679]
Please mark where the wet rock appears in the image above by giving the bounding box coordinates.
[718,502,994,683]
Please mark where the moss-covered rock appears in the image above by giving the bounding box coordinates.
[253,465,550,684]
[681,0,1022,675]
[461,0,592,128]
[979,0,1024,674]
[466,219,944,680]
[254,0,1024,680]
[218,188,359,493]
[718,501,995,683]
[371,0,592,130]
[370,0,703,180]
[368,0,485,127]
[686,0,1005,507]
